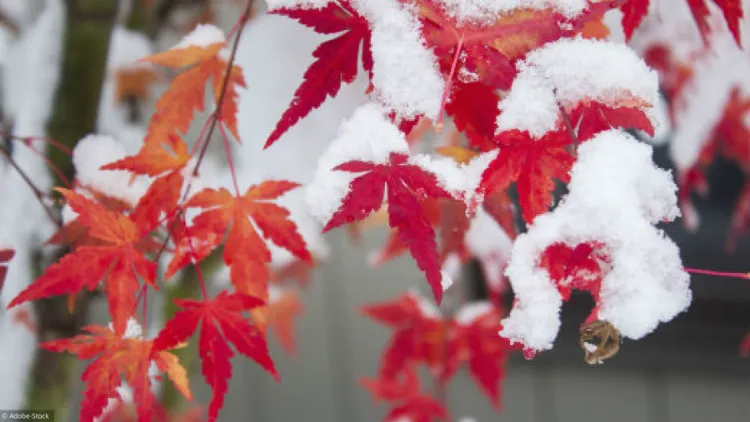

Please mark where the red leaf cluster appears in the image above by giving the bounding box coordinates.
[362,293,511,408]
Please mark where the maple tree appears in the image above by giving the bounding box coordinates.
[0,0,748,421]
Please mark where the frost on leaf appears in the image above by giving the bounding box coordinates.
[500,130,691,352]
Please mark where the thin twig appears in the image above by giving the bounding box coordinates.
[0,145,61,229]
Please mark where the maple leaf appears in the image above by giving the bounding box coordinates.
[361,293,458,380]
[267,1,372,148]
[462,308,510,406]
[267,288,304,355]
[108,29,245,182]
[152,291,278,422]
[687,0,743,45]
[41,324,191,422]
[362,368,449,422]
[539,242,609,322]
[620,0,649,40]
[324,152,452,303]
[169,181,311,311]
[7,189,156,335]
[620,0,743,44]
[270,258,316,289]
[444,81,499,150]
[115,67,158,105]
[479,129,575,224]
[415,0,618,92]
[0,247,14,294]
[362,294,510,407]
[571,101,655,142]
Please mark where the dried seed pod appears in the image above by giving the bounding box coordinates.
[579,320,621,365]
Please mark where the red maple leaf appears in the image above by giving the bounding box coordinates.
[362,294,510,406]
[444,81,500,150]
[539,242,609,321]
[324,152,452,303]
[42,324,190,422]
[267,1,372,148]
[7,189,157,336]
[361,293,459,380]
[621,0,743,45]
[153,291,278,422]
[620,0,650,40]
[361,368,449,422]
[462,307,510,407]
[169,181,311,310]
[571,102,655,142]
[479,129,575,224]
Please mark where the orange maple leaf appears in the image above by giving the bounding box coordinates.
[7,189,157,335]
[143,36,246,142]
[153,291,278,422]
[42,324,191,422]
[115,67,159,105]
[267,288,304,355]
[169,181,311,302]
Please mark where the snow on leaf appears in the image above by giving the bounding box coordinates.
[496,37,659,138]
[354,0,445,118]
[500,130,690,352]
[266,2,372,148]
[72,135,149,206]
[152,292,278,422]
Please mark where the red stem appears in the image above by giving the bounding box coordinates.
[684,267,749,279]
[219,123,240,195]
[182,218,209,299]
[20,141,73,188]
[2,133,74,155]
[435,33,464,132]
